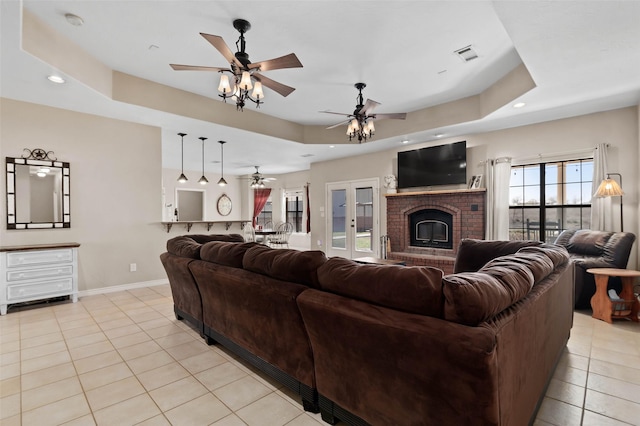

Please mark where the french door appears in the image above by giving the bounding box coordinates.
[326,179,379,259]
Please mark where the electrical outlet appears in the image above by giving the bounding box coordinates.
[129,263,137,272]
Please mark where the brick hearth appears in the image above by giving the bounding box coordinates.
[385,189,486,273]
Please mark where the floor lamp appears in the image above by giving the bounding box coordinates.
[594,172,624,231]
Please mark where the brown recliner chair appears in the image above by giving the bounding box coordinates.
[553,229,636,309]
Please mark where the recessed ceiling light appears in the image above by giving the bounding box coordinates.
[434,133,444,138]
[401,140,409,144]
[329,145,335,148]
[47,75,65,84]
[513,102,526,108]
[65,13,84,27]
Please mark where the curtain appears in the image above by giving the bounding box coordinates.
[253,188,271,227]
[591,143,611,231]
[305,183,311,233]
[485,157,512,240]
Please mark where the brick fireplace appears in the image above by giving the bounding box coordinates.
[385,189,486,273]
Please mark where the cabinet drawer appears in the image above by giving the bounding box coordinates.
[6,266,73,282]
[7,278,73,301]
[6,249,73,268]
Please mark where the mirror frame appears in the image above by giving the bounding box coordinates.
[6,155,71,229]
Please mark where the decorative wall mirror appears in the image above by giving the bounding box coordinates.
[6,148,71,229]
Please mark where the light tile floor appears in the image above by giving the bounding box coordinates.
[1,285,638,426]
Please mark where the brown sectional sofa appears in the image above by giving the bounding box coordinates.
[160,236,573,426]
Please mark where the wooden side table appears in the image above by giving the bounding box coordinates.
[586,268,640,324]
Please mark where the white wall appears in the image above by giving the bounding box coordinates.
[310,106,639,268]
[1,98,169,291]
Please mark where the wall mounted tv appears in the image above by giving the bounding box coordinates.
[397,141,467,189]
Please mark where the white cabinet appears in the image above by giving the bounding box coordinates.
[0,243,79,315]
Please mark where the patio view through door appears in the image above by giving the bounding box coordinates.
[326,179,379,259]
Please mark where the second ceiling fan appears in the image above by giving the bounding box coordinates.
[170,19,303,110]
[322,83,407,143]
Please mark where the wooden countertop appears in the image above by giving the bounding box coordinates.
[0,242,81,252]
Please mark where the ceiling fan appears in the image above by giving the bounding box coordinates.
[238,166,277,188]
[170,19,303,110]
[321,83,407,143]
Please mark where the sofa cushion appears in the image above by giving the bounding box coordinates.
[443,259,535,326]
[166,236,202,259]
[193,233,244,244]
[317,257,444,317]
[566,230,609,256]
[517,244,570,270]
[483,252,553,285]
[243,245,327,288]
[453,239,543,273]
[200,241,259,268]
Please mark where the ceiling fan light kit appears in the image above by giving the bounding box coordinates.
[171,18,302,112]
[323,83,407,143]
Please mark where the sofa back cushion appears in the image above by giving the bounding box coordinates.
[453,239,543,273]
[166,234,245,259]
[166,236,202,259]
[243,245,327,288]
[200,241,259,268]
[317,257,444,317]
[443,245,568,325]
[565,230,610,256]
[189,234,245,244]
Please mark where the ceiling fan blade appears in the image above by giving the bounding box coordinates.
[319,110,351,116]
[170,64,229,72]
[248,53,303,72]
[200,33,243,68]
[326,119,351,130]
[360,99,381,116]
[373,112,408,120]
[253,73,295,97]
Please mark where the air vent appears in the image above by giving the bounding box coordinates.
[300,154,315,158]
[454,45,478,62]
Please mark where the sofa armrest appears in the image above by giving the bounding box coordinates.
[572,258,615,270]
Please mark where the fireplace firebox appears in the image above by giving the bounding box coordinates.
[409,209,453,249]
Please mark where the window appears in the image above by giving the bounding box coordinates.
[286,193,304,233]
[509,159,593,242]
[255,200,272,228]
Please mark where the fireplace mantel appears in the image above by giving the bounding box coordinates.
[385,188,486,198]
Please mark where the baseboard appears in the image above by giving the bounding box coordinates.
[78,279,169,297]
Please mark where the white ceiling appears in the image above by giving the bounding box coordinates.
[1,1,639,177]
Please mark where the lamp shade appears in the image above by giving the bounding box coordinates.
[251,81,264,99]
[594,178,623,197]
[239,71,253,90]
[218,74,231,94]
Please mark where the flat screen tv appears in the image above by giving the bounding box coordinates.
[397,141,467,189]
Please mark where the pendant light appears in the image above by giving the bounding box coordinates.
[198,137,209,185]
[177,132,188,183]
[217,141,227,186]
